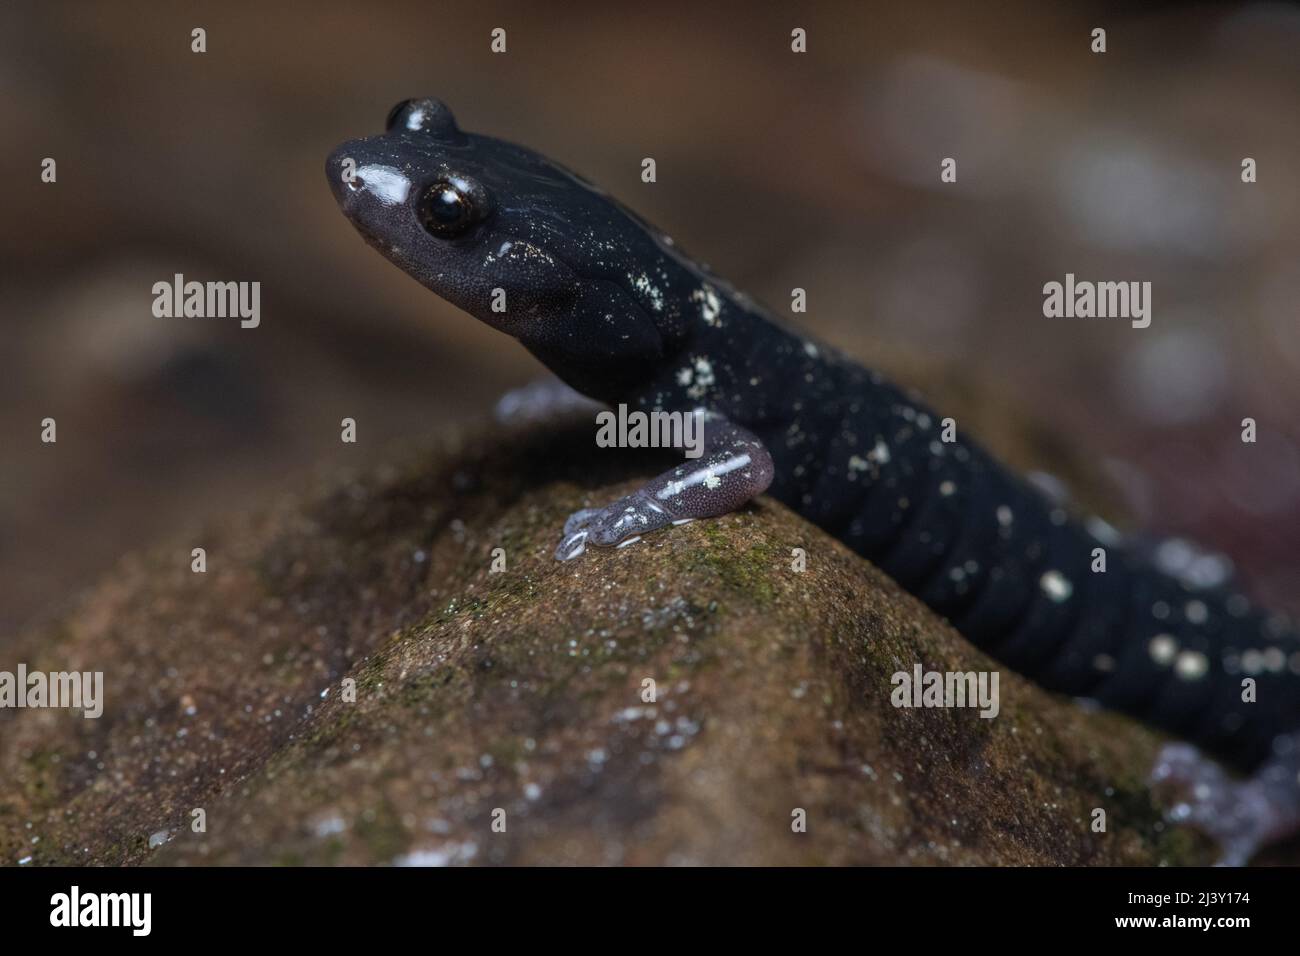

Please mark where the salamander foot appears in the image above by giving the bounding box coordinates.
[1151,735,1300,866]
[555,494,669,561]
[553,411,774,562]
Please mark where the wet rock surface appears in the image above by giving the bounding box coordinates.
[0,419,1246,866]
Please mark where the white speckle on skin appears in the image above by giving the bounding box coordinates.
[1039,570,1073,602]
[685,357,715,399]
[355,164,411,205]
[1185,600,1208,625]
[1174,650,1209,680]
[1148,633,1178,665]
[1154,538,1194,573]
[1085,515,1122,545]
[632,273,664,312]
[996,505,1014,527]
[691,285,723,326]
[868,440,891,465]
[1186,554,1233,589]
[939,480,956,496]
[1152,537,1235,590]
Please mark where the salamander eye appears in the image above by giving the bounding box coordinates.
[418,181,476,238]
[385,98,461,136]
[415,174,492,239]
[385,99,414,131]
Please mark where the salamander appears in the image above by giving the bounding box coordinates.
[327,98,1300,864]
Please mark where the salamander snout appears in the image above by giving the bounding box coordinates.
[325,141,413,215]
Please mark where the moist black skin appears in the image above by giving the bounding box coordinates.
[328,98,1300,863]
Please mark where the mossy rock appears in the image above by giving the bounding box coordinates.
[0,419,1225,865]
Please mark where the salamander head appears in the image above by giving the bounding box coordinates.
[327,98,698,396]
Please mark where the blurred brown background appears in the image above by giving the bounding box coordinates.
[1,0,1297,638]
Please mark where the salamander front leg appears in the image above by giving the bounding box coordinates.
[1150,730,1300,866]
[555,411,774,561]
[494,376,604,426]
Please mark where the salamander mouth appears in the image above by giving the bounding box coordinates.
[345,214,424,275]
[347,217,388,253]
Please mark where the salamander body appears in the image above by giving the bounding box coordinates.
[327,98,1300,863]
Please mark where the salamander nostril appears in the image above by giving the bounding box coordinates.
[326,147,362,203]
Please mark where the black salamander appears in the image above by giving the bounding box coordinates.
[327,98,1300,864]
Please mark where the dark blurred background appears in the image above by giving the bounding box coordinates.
[1,0,1297,638]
